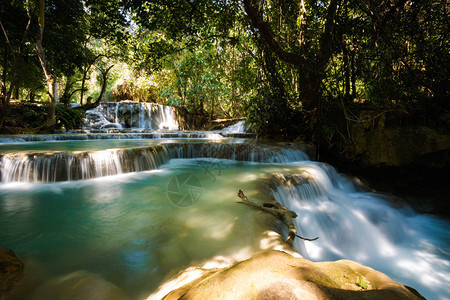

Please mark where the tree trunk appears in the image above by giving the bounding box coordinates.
[80,70,87,105]
[13,86,19,100]
[1,44,7,101]
[242,0,340,111]
[35,0,58,131]
[343,39,351,101]
[0,0,32,130]
[351,45,356,99]
[76,65,113,111]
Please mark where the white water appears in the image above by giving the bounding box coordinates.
[270,162,450,300]
[0,142,309,183]
[222,121,247,133]
[84,102,179,130]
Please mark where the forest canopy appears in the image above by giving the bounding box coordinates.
[1,0,448,139]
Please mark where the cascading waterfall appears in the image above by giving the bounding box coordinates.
[84,102,179,130]
[222,121,247,133]
[0,143,309,183]
[269,163,450,300]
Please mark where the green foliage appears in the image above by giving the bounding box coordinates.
[17,104,46,128]
[55,104,85,130]
[1,0,448,136]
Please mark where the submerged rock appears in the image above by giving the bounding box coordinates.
[0,247,24,295]
[29,270,129,300]
[159,250,424,300]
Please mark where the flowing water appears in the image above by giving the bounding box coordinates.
[0,104,449,299]
[84,102,179,130]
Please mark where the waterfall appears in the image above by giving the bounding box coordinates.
[269,163,450,300]
[222,121,246,133]
[0,143,309,183]
[84,102,179,130]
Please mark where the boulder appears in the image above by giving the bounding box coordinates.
[0,247,24,295]
[161,250,424,300]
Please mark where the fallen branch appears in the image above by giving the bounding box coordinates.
[296,235,319,241]
[237,190,318,245]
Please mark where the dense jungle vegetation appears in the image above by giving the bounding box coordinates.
[1,0,449,156]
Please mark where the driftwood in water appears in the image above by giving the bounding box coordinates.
[237,190,318,245]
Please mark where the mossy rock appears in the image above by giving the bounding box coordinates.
[162,250,424,300]
[0,247,24,295]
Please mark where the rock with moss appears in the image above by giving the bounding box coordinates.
[0,247,24,295]
[160,250,424,300]
[352,125,450,167]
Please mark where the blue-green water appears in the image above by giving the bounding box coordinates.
[0,158,292,299]
[1,139,449,300]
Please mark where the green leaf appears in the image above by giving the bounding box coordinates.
[356,277,367,290]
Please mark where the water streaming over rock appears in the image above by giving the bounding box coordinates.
[0,143,310,183]
[222,121,247,133]
[0,138,449,299]
[84,102,179,130]
[269,164,450,300]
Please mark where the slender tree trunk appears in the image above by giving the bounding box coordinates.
[0,0,32,130]
[76,65,113,111]
[351,48,356,99]
[1,45,7,101]
[35,0,58,131]
[80,69,88,105]
[0,46,7,129]
[343,39,351,101]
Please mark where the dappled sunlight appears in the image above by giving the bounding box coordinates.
[145,267,207,300]
[270,165,450,300]
[259,230,302,258]
[397,248,450,294]
[182,214,237,241]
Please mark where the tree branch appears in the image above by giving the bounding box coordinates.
[76,65,113,111]
[242,0,308,68]
[237,189,318,245]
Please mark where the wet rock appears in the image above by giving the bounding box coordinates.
[0,247,24,295]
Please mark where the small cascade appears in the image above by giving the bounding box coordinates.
[84,102,179,130]
[83,111,123,130]
[222,120,246,133]
[268,164,450,300]
[0,132,240,143]
[0,143,309,183]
